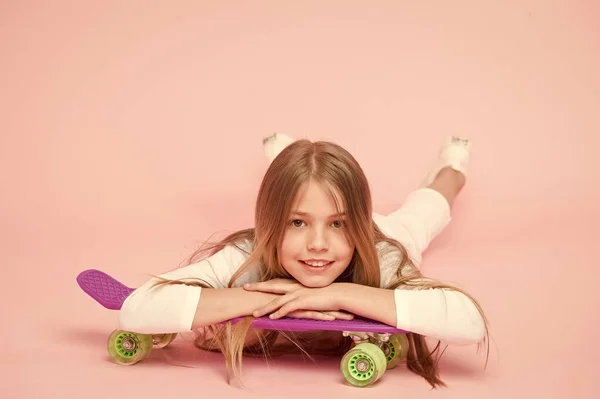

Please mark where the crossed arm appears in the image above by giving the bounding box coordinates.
[243,279,397,326]
[242,278,486,345]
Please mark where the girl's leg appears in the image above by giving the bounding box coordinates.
[373,137,472,263]
[419,136,471,207]
[426,166,466,208]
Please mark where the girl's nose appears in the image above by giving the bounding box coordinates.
[307,229,329,251]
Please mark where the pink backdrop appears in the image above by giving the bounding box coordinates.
[2,1,598,398]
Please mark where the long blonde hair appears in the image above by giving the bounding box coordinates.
[160,139,489,388]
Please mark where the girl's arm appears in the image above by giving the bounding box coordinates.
[119,244,347,333]
[249,282,486,346]
[335,283,486,345]
[120,284,280,334]
[191,287,278,329]
[119,243,267,334]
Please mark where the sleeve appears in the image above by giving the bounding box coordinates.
[119,243,252,334]
[393,287,486,345]
[379,250,485,345]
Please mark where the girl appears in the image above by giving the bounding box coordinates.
[119,134,489,387]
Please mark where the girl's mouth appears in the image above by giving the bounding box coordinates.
[300,260,334,272]
[300,260,333,267]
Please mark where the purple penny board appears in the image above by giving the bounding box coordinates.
[76,269,407,334]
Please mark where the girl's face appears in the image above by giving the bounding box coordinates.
[278,180,355,288]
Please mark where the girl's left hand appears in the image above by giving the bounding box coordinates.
[246,281,347,320]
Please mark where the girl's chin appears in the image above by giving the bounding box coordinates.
[294,263,340,287]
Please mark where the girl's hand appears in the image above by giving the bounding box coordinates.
[286,310,354,321]
[251,283,348,320]
[243,279,304,295]
[244,280,353,321]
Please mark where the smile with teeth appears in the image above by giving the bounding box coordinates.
[301,260,333,267]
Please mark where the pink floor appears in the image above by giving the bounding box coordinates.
[2,1,599,398]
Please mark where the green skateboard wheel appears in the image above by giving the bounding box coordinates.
[383,334,409,369]
[152,333,177,349]
[107,330,152,365]
[341,342,387,387]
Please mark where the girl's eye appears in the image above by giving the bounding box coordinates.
[331,220,344,228]
[291,219,304,227]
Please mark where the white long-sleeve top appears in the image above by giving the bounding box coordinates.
[120,188,486,345]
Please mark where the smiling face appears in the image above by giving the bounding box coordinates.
[254,139,381,289]
[278,179,355,288]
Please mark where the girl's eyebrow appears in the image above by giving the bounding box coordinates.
[291,211,346,218]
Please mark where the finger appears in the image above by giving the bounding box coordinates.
[324,311,354,320]
[244,282,294,294]
[252,298,283,317]
[252,294,296,318]
[244,282,283,294]
[269,299,305,319]
[288,311,335,321]
[243,282,275,293]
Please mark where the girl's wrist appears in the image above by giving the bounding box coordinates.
[227,287,279,318]
[330,283,397,326]
[330,282,355,310]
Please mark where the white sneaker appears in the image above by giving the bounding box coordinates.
[420,136,471,187]
[263,133,296,163]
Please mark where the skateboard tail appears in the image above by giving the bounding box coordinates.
[76,269,135,310]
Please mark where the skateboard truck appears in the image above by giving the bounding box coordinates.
[342,331,390,344]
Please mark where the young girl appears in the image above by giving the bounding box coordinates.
[119,134,488,387]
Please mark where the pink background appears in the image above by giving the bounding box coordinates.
[2,1,599,398]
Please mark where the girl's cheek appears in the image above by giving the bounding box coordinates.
[333,232,353,246]
[283,232,305,249]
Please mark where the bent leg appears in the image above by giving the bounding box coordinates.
[420,136,471,191]
[373,188,451,265]
[426,166,466,208]
[374,137,472,263]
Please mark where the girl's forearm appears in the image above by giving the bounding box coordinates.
[192,287,279,329]
[335,283,397,327]
[335,283,487,344]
